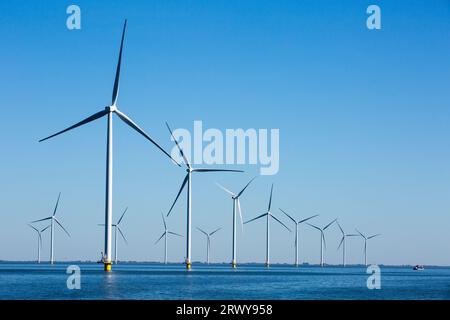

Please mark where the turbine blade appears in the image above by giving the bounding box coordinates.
[236,176,257,198]
[237,199,244,232]
[161,213,167,230]
[53,217,70,238]
[193,169,243,173]
[355,229,366,239]
[28,224,39,233]
[196,227,208,236]
[215,182,235,196]
[368,234,381,240]
[336,221,344,235]
[322,232,327,250]
[298,214,319,224]
[52,192,61,217]
[279,208,296,224]
[30,217,52,223]
[168,231,183,237]
[244,212,268,224]
[41,225,51,233]
[39,110,108,142]
[337,237,344,250]
[117,207,128,225]
[111,20,127,106]
[270,214,291,232]
[117,226,128,245]
[324,218,337,230]
[209,227,221,236]
[154,232,166,245]
[267,184,274,211]
[115,110,180,165]
[165,122,190,168]
[166,173,189,217]
[306,223,321,232]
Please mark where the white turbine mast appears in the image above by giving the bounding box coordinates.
[216,177,256,268]
[165,122,243,270]
[39,20,179,271]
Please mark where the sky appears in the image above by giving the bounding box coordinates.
[0,0,449,266]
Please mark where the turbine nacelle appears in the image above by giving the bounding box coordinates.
[106,105,118,113]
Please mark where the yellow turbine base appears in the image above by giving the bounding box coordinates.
[104,262,112,272]
[186,262,191,270]
[232,261,237,268]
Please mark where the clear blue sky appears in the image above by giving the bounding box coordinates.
[0,0,449,265]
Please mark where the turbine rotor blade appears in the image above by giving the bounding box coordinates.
[355,229,366,239]
[215,182,235,197]
[117,207,128,225]
[336,221,344,235]
[279,208,296,224]
[41,225,51,233]
[154,231,166,245]
[236,176,257,198]
[117,226,128,245]
[52,192,61,217]
[30,217,52,223]
[237,199,244,232]
[244,212,268,224]
[337,237,344,250]
[53,217,70,238]
[322,232,327,250]
[115,110,179,165]
[161,213,167,230]
[267,184,274,211]
[165,121,190,168]
[167,173,189,217]
[324,218,337,230]
[168,231,183,237]
[306,222,321,232]
[111,20,127,106]
[39,110,108,142]
[368,234,381,240]
[209,228,221,236]
[298,214,319,224]
[270,214,291,232]
[196,227,208,236]
[193,169,243,173]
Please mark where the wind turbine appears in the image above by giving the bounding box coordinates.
[155,213,183,264]
[196,227,221,264]
[38,20,179,272]
[279,209,318,267]
[28,224,50,263]
[31,193,70,264]
[336,221,359,267]
[244,184,291,267]
[165,122,243,270]
[306,219,337,267]
[216,177,256,268]
[356,229,381,266]
[99,207,129,264]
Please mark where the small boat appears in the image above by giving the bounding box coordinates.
[413,265,424,271]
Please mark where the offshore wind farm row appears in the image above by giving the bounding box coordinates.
[27,19,380,271]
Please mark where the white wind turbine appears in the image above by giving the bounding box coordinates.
[196,227,221,264]
[99,207,129,264]
[31,193,70,264]
[244,184,291,267]
[28,224,50,263]
[155,213,183,264]
[39,20,178,271]
[336,221,358,267]
[165,122,243,270]
[279,209,318,267]
[356,229,381,266]
[306,219,337,267]
[216,177,256,268]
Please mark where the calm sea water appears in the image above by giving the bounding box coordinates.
[0,263,449,300]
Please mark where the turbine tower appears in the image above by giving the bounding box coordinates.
[31,193,70,264]
[196,227,221,264]
[165,122,243,270]
[99,207,129,264]
[279,209,318,267]
[155,213,183,264]
[306,219,337,267]
[38,20,178,271]
[28,224,50,263]
[336,221,358,267]
[216,177,256,268]
[356,229,381,266]
[244,184,291,267]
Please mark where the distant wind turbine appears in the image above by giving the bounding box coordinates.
[336,221,359,267]
[244,184,291,267]
[27,224,50,263]
[216,177,256,268]
[31,193,70,264]
[356,229,381,266]
[155,213,183,264]
[197,227,221,264]
[165,122,243,270]
[306,219,337,267]
[38,20,179,271]
[279,209,318,267]
[99,207,129,264]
